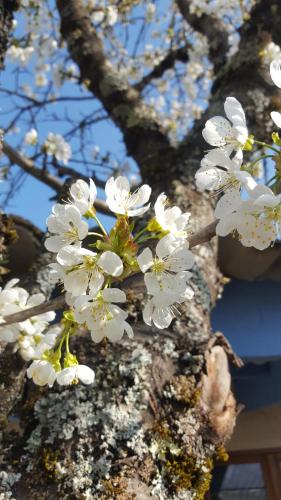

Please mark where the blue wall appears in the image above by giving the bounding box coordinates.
[212,279,281,359]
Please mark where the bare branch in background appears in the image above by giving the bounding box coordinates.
[2,142,111,215]
[134,45,191,92]
[56,0,174,178]
[176,0,229,72]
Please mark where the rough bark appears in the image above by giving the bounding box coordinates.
[0,0,280,499]
[0,0,19,70]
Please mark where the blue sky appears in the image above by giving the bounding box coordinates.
[0,3,153,230]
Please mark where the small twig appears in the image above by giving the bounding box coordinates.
[188,220,218,248]
[2,295,66,326]
[2,142,111,215]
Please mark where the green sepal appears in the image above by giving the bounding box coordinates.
[63,310,75,323]
[147,218,162,233]
[243,134,254,151]
[63,352,78,368]
[272,132,281,147]
[84,207,96,219]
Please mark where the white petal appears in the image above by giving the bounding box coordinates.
[253,193,279,209]
[4,279,19,289]
[77,220,89,240]
[56,367,76,385]
[143,300,153,326]
[127,204,151,217]
[124,321,134,339]
[57,244,83,266]
[152,306,173,329]
[156,234,182,259]
[203,149,233,169]
[154,193,166,219]
[98,251,123,277]
[214,191,242,218]
[167,247,194,272]
[115,176,130,196]
[271,111,281,128]
[202,116,232,147]
[234,171,256,192]
[249,184,274,200]
[45,235,66,253]
[216,217,237,237]
[137,248,153,272]
[26,293,45,307]
[76,364,95,384]
[64,269,89,296]
[224,97,246,129]
[270,58,281,89]
[88,271,104,296]
[144,273,161,294]
[0,325,20,342]
[196,165,226,191]
[128,185,151,209]
[105,176,115,199]
[101,288,126,303]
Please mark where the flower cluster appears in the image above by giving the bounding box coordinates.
[18,175,194,387]
[44,133,72,165]
[195,59,281,250]
[0,279,56,360]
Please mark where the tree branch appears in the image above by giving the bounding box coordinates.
[3,141,63,192]
[0,220,218,327]
[188,219,217,248]
[134,46,190,92]
[176,0,229,72]
[2,295,66,326]
[56,0,174,179]
[2,142,111,215]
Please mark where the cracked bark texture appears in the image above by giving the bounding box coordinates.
[0,0,19,70]
[1,1,281,499]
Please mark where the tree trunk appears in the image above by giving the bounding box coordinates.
[1,0,281,498]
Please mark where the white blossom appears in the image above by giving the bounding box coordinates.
[69,179,97,215]
[196,149,256,210]
[56,364,95,385]
[137,234,194,295]
[143,284,194,329]
[202,97,248,159]
[45,203,88,253]
[74,288,133,343]
[216,185,281,250]
[56,245,123,296]
[270,58,281,128]
[19,325,61,361]
[27,360,57,387]
[106,6,118,26]
[44,133,72,165]
[105,176,151,217]
[7,45,34,66]
[154,193,191,238]
[24,128,38,145]
[146,3,156,22]
[35,72,48,87]
[0,280,55,343]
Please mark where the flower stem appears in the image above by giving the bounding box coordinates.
[88,231,105,238]
[254,140,280,154]
[248,154,274,166]
[134,226,148,241]
[137,235,157,244]
[93,214,108,236]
